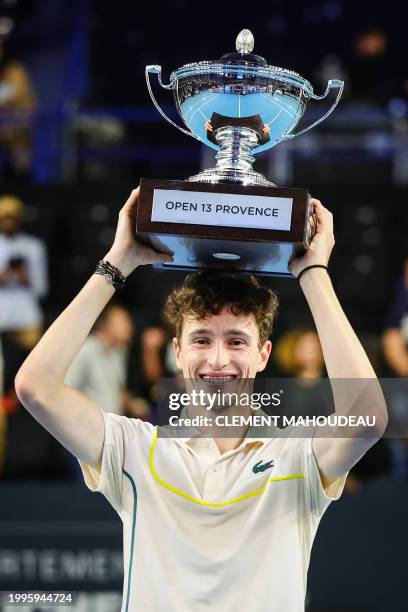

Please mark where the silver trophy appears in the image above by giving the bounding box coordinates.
[146,29,343,186]
[137,30,344,276]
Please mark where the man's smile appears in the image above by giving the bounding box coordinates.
[198,374,238,385]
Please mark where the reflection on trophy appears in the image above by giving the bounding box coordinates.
[137,29,344,276]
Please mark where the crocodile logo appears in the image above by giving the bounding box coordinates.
[252,459,275,474]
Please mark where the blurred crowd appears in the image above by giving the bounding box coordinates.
[0,192,407,491]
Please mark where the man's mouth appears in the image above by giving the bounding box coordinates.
[199,374,238,385]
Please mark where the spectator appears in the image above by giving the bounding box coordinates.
[274,328,325,380]
[272,328,331,429]
[140,326,181,426]
[0,335,5,473]
[382,256,408,377]
[275,329,390,491]
[0,35,37,177]
[348,27,395,105]
[0,194,48,349]
[141,326,168,389]
[382,256,408,478]
[65,304,150,419]
[314,53,351,101]
[0,333,69,480]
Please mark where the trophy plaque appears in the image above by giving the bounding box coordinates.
[137,29,344,277]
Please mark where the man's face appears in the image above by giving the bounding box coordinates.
[0,214,20,235]
[103,307,134,347]
[173,306,271,382]
[293,331,323,371]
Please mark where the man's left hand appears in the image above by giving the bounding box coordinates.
[288,198,335,278]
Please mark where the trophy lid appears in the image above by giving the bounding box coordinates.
[220,29,267,66]
[170,29,312,94]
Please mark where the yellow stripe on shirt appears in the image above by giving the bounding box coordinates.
[149,428,304,508]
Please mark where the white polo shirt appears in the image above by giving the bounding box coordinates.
[79,410,347,612]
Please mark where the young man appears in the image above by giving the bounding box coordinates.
[15,188,388,612]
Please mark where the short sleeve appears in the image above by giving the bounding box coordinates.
[299,435,348,518]
[78,410,152,513]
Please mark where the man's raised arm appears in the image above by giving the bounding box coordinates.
[15,188,172,466]
[289,200,388,487]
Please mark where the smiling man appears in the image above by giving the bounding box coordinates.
[15,188,387,612]
[161,270,276,446]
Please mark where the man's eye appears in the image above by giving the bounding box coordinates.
[229,339,246,346]
[193,338,209,345]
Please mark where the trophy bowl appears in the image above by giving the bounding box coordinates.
[146,29,344,186]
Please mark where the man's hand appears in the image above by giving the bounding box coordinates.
[9,260,31,286]
[288,199,335,278]
[0,263,30,287]
[205,120,213,133]
[103,187,173,277]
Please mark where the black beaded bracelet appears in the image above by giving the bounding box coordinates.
[297,264,328,281]
[94,260,126,290]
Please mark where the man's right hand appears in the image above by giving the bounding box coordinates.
[104,187,173,277]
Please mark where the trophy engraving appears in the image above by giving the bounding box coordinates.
[138,30,344,276]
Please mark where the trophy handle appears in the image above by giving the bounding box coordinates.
[145,65,199,140]
[284,79,344,139]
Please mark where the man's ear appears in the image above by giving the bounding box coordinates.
[257,340,272,372]
[173,337,182,369]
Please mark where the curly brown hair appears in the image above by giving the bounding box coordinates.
[163,270,279,345]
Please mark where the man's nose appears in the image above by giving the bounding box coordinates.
[207,342,229,369]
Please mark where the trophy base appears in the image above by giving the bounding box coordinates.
[188,167,274,187]
[137,179,314,277]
